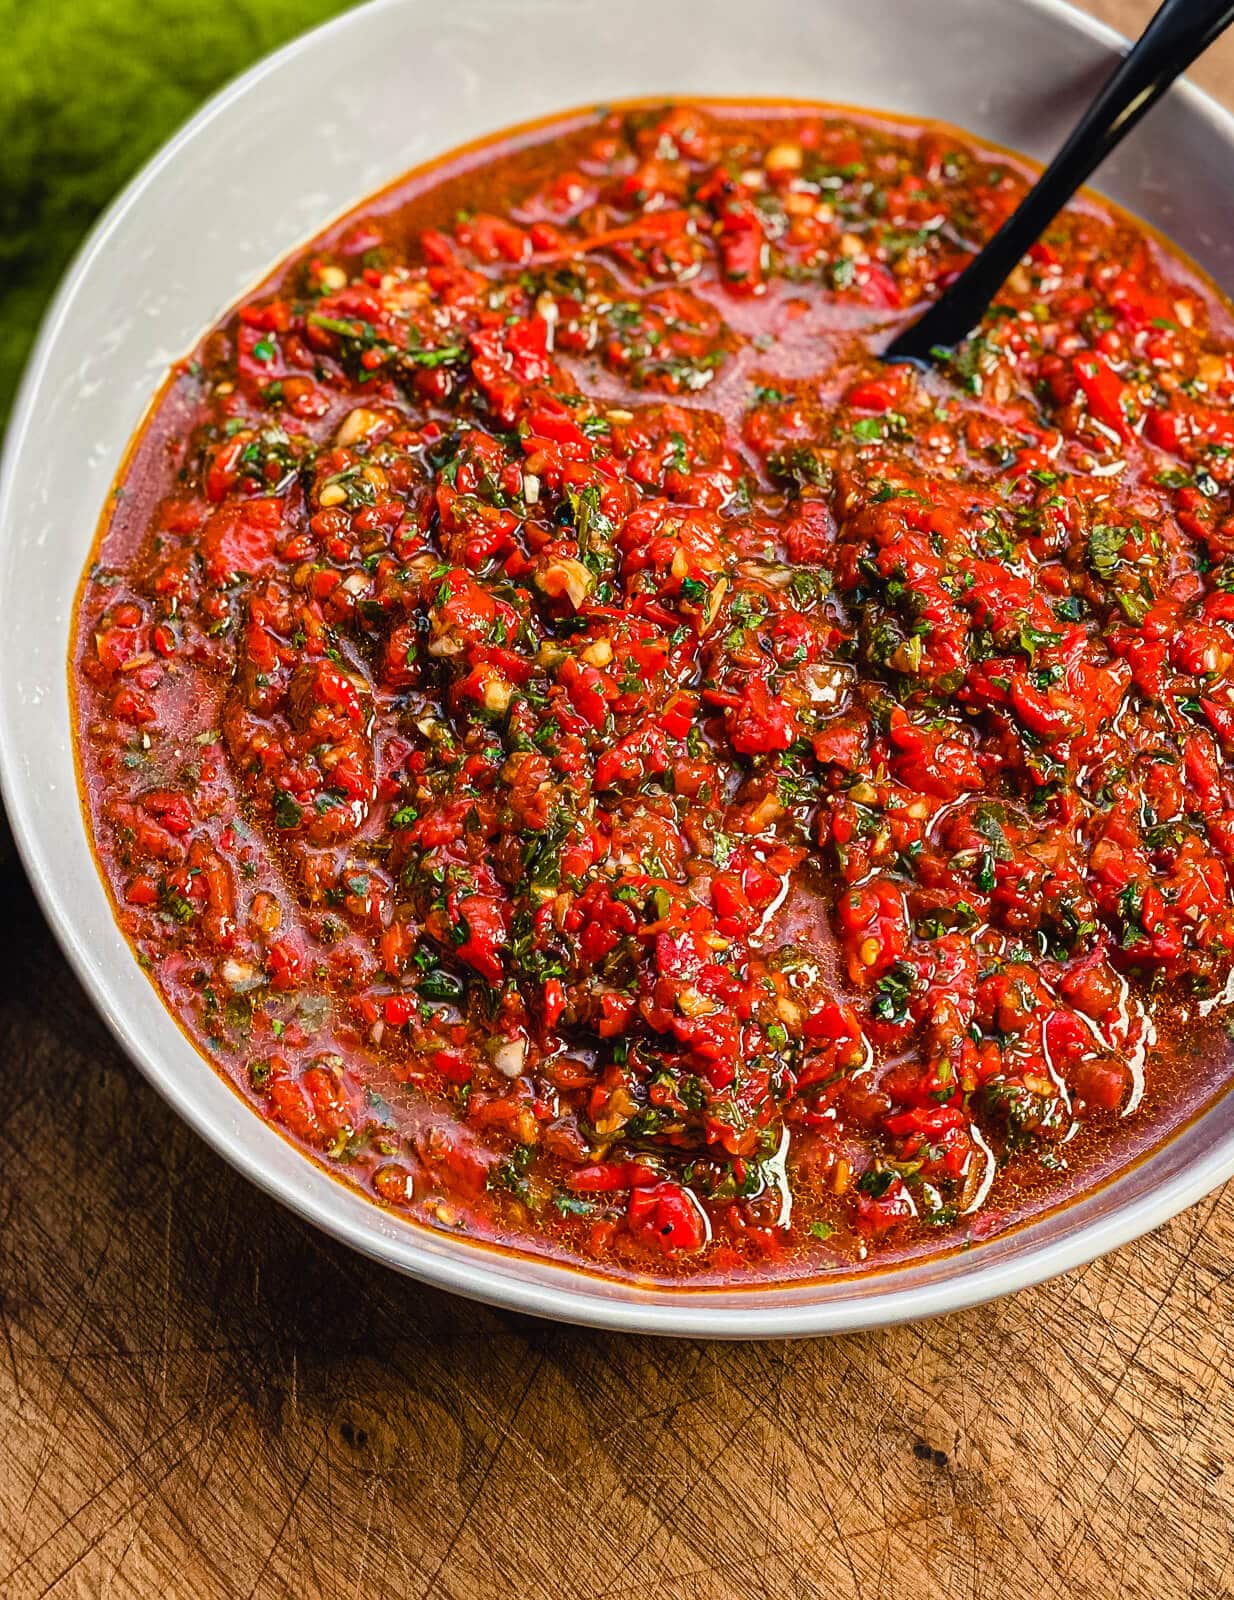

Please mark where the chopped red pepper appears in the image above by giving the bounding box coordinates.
[72,100,1234,1283]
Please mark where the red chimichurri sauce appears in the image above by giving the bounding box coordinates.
[73,102,1234,1283]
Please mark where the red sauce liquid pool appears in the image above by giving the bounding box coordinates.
[72,101,1234,1284]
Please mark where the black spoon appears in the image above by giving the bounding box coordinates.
[884,0,1234,366]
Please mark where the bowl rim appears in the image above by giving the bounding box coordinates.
[5,0,1234,1337]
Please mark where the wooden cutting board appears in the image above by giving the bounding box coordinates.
[3,3,1234,1594]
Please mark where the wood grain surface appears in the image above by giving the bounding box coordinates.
[4,3,1234,1594]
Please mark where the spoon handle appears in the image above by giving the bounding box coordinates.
[884,0,1234,364]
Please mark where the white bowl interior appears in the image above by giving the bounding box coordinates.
[4,0,1234,1335]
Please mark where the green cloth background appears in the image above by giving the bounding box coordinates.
[0,0,357,435]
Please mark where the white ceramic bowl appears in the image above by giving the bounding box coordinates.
[5,0,1234,1337]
